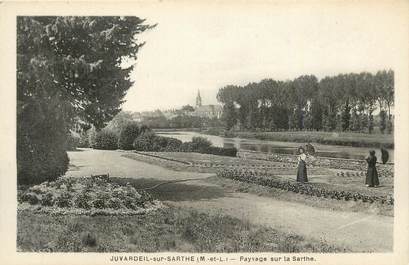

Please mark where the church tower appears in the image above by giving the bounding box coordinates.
[196,90,202,107]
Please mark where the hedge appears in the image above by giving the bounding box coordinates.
[133,134,237,157]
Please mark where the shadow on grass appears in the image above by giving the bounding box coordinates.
[111,177,225,202]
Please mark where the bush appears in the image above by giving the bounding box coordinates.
[201,146,237,157]
[74,193,92,209]
[55,192,72,208]
[190,137,212,151]
[133,131,157,151]
[118,122,140,150]
[164,138,183,152]
[93,130,118,150]
[21,192,40,205]
[78,132,89,148]
[107,197,123,209]
[66,133,80,151]
[40,192,54,206]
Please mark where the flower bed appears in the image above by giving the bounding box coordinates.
[239,151,394,178]
[18,176,162,216]
[216,168,394,205]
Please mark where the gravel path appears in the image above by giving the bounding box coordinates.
[67,149,393,252]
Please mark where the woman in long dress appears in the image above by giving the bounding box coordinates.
[296,147,308,183]
[365,150,379,187]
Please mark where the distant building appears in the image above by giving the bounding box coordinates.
[196,90,202,107]
[192,90,222,119]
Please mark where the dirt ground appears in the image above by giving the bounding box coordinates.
[66,149,393,252]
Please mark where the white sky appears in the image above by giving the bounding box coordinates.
[121,1,405,112]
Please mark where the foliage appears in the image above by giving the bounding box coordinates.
[17,208,344,252]
[190,137,212,151]
[379,110,387,134]
[118,122,140,150]
[93,130,118,150]
[217,71,394,133]
[222,101,237,130]
[105,111,135,134]
[77,132,90,148]
[66,133,80,151]
[17,17,154,184]
[133,131,158,151]
[133,132,237,157]
[18,176,158,214]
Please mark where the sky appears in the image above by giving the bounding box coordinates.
[121,1,405,112]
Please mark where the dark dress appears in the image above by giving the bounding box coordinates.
[296,155,308,183]
[365,155,379,187]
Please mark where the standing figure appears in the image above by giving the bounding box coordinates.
[365,150,380,187]
[296,147,308,183]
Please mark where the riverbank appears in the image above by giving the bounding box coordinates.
[202,128,394,149]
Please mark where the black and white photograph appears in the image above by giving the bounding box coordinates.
[1,1,409,264]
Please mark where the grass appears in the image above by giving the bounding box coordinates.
[204,128,393,148]
[17,207,345,252]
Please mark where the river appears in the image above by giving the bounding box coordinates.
[156,130,394,162]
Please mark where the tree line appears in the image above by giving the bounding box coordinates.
[217,70,394,134]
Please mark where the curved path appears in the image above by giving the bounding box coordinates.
[67,149,393,252]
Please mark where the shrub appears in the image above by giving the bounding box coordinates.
[107,197,123,209]
[164,138,183,152]
[93,130,118,150]
[201,146,237,157]
[77,132,89,148]
[87,127,98,148]
[66,133,80,151]
[190,137,212,151]
[179,142,194,152]
[92,192,110,209]
[40,192,54,206]
[133,131,157,151]
[55,192,72,208]
[21,192,40,205]
[118,122,140,150]
[74,193,91,209]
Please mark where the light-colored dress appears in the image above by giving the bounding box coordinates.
[296,153,308,183]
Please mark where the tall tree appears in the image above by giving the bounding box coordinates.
[17,16,154,184]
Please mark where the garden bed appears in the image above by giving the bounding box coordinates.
[18,176,162,216]
[216,168,394,205]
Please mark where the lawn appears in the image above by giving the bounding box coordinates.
[17,207,344,252]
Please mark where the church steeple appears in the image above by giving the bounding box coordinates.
[196,90,202,107]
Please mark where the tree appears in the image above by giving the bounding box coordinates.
[17,17,154,184]
[379,110,387,134]
[181,105,195,112]
[222,101,237,130]
[105,111,135,134]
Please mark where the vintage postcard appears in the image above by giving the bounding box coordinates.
[0,0,408,265]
